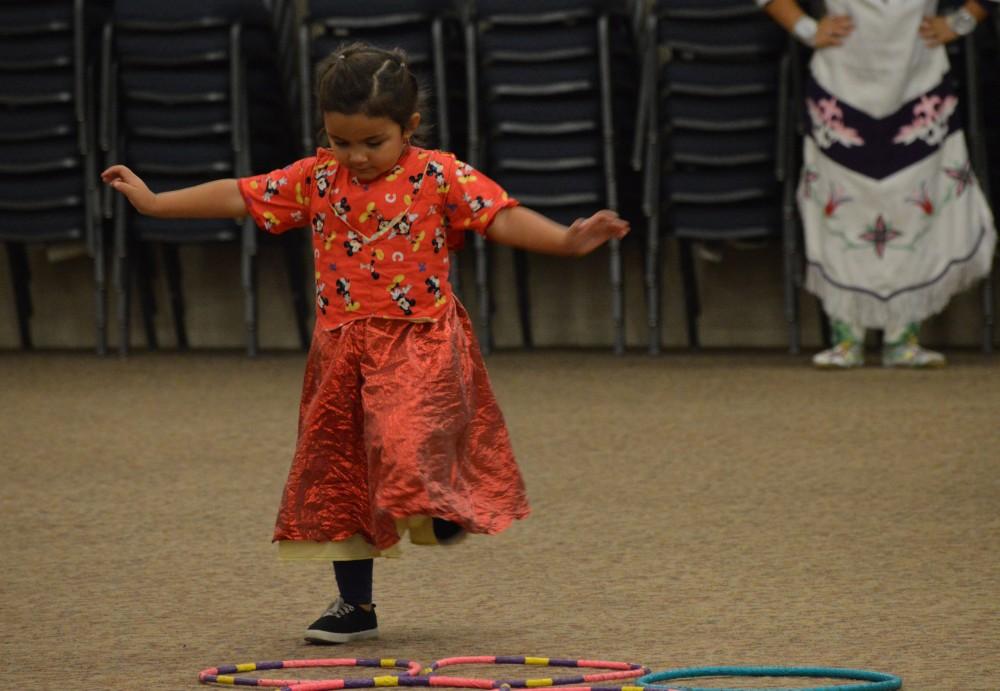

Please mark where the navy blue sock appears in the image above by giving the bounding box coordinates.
[333,559,373,605]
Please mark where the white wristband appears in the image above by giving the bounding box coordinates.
[792,15,819,47]
[945,8,978,36]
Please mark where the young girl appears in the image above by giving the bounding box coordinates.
[103,43,629,644]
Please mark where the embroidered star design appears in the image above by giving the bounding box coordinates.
[944,161,973,196]
[418,262,427,272]
[859,215,903,258]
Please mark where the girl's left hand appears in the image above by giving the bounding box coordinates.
[919,15,960,47]
[566,210,630,257]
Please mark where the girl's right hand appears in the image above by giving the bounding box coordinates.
[101,164,158,215]
[814,14,855,48]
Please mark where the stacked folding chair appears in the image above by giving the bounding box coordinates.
[464,0,628,354]
[943,2,998,353]
[103,0,307,356]
[634,0,794,354]
[0,0,111,353]
[293,1,454,154]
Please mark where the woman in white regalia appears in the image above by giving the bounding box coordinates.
[758,0,997,367]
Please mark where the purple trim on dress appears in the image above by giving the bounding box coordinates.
[805,78,960,181]
[808,224,989,300]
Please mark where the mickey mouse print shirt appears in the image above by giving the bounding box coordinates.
[238,146,517,330]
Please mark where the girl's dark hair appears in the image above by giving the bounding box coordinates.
[315,42,428,143]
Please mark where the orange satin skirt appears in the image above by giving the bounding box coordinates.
[273,300,530,552]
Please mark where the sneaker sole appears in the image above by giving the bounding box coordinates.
[304,627,379,644]
[882,360,947,369]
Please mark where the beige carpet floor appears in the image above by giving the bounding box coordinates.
[2,350,998,690]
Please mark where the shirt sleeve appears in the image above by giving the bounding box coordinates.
[237,156,315,234]
[442,155,519,248]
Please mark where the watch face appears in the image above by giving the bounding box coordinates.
[949,10,977,35]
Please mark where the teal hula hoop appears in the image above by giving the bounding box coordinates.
[637,666,901,691]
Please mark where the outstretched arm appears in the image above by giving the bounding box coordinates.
[102,164,247,219]
[486,206,630,257]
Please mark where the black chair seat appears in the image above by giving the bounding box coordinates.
[113,0,271,26]
[0,139,81,168]
[307,0,449,19]
[655,0,764,20]
[668,130,776,167]
[116,26,274,66]
[667,94,778,131]
[0,208,85,242]
[493,168,606,199]
[0,105,77,141]
[132,216,240,243]
[490,133,604,165]
[670,201,780,239]
[480,24,598,58]
[0,169,85,201]
[657,16,784,56]
[0,70,75,97]
[0,34,74,63]
[664,165,779,204]
[662,60,779,96]
[0,2,74,31]
[476,0,606,17]
[310,29,433,67]
[126,136,238,168]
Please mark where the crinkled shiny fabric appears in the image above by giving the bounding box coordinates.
[274,300,530,550]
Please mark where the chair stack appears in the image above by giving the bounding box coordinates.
[635,0,794,354]
[0,0,111,353]
[464,0,627,354]
[104,0,305,356]
[951,9,998,354]
[295,0,456,156]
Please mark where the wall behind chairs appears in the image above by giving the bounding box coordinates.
[0,235,993,350]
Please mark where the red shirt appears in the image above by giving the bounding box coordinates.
[238,146,518,330]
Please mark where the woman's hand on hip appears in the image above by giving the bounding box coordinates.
[919,15,959,47]
[815,14,855,48]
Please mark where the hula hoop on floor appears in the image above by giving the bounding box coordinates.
[427,656,650,688]
[637,666,902,691]
[198,657,422,689]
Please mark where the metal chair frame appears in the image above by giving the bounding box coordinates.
[464,2,624,354]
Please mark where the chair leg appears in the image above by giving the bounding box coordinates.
[645,212,661,355]
[5,242,33,349]
[818,302,832,348]
[474,233,492,354]
[983,272,994,354]
[281,234,310,350]
[610,237,625,355]
[135,242,158,350]
[245,250,259,357]
[161,244,188,350]
[678,239,701,349]
[513,248,532,349]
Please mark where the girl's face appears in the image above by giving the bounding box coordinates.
[323,111,420,182]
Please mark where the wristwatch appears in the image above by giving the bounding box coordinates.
[792,15,819,47]
[945,7,978,36]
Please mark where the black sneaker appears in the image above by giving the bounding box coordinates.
[432,517,467,545]
[304,598,378,644]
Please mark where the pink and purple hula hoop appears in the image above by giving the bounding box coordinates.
[197,656,648,691]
